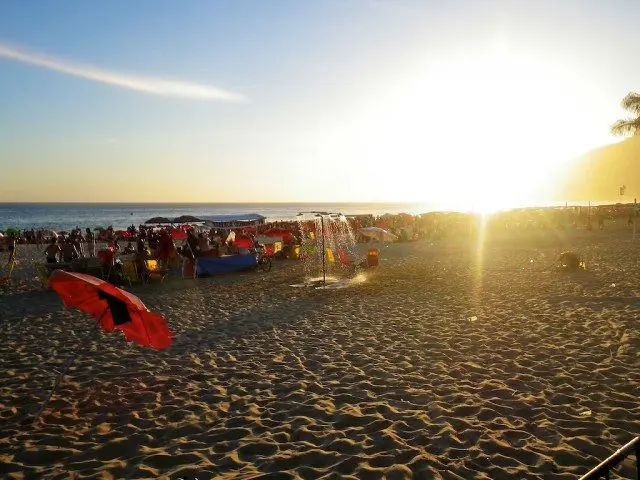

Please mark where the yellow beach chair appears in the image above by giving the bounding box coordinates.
[326,248,336,264]
[0,258,18,286]
[144,259,168,283]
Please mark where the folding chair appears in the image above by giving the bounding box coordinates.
[325,248,336,264]
[143,259,168,283]
[120,260,140,286]
[0,256,19,284]
[337,248,359,274]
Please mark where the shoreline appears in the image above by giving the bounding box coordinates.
[1,200,638,233]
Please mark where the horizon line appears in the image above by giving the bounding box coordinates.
[0,200,425,205]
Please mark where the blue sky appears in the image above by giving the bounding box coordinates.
[1,0,639,206]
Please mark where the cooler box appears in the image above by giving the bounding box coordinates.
[367,248,379,267]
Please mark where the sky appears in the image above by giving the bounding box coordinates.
[0,0,638,208]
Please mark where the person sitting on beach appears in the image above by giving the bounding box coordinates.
[198,232,212,254]
[136,237,146,253]
[186,230,200,258]
[148,233,159,251]
[134,242,151,274]
[71,234,84,258]
[5,235,17,267]
[85,228,96,257]
[156,231,174,264]
[225,239,239,255]
[123,242,136,254]
[44,238,61,263]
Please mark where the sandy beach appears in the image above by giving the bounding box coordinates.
[1,224,639,479]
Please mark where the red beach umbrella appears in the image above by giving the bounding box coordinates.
[264,229,294,243]
[170,229,188,241]
[49,271,172,350]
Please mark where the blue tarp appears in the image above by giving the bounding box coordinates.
[195,254,258,276]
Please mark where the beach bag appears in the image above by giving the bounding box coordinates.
[558,252,585,271]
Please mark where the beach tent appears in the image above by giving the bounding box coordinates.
[200,213,266,230]
[173,215,202,224]
[264,228,294,243]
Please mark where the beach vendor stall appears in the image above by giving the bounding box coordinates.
[199,213,266,230]
[179,213,267,277]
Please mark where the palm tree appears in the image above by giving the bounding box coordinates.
[611,92,640,136]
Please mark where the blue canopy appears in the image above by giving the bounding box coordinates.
[199,213,266,224]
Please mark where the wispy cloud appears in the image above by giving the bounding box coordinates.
[0,42,246,102]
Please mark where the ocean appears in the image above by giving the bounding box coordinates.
[0,202,430,231]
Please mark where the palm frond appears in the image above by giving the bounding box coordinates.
[611,117,640,136]
[621,92,640,115]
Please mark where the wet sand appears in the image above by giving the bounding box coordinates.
[1,225,639,479]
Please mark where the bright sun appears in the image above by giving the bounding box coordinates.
[347,42,601,211]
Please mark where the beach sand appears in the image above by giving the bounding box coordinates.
[1,225,639,479]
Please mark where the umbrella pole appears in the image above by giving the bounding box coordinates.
[31,352,79,423]
[321,215,326,285]
[32,316,103,423]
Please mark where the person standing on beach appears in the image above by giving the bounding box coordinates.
[72,233,84,258]
[5,235,17,269]
[61,238,80,263]
[85,228,96,257]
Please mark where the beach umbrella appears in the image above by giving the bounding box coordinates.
[170,229,188,241]
[358,227,397,243]
[173,215,202,224]
[30,271,172,423]
[264,228,294,242]
[49,270,172,350]
[145,216,172,224]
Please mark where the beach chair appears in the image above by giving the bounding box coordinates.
[337,247,359,274]
[300,243,316,259]
[143,259,168,283]
[120,260,140,286]
[337,248,353,266]
[326,248,336,264]
[35,263,50,289]
[0,258,18,286]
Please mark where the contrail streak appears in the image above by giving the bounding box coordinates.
[0,42,246,102]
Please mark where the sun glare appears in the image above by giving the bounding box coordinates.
[348,42,602,209]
